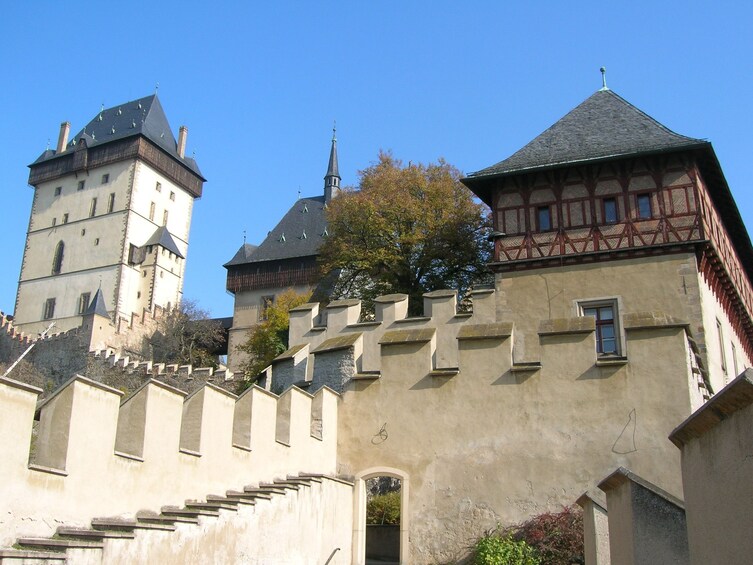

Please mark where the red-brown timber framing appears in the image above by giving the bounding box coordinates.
[28,136,205,197]
[226,258,319,293]
[486,152,753,360]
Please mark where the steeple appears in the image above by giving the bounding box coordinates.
[324,124,341,202]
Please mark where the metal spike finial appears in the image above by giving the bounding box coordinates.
[297,188,301,200]
[155,82,159,93]
[46,138,50,151]
[332,120,337,142]
[243,229,246,244]
[600,67,608,91]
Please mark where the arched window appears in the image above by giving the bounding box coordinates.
[52,241,64,275]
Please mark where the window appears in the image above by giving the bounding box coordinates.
[107,193,115,213]
[78,292,91,315]
[149,202,155,221]
[636,193,652,219]
[581,300,620,355]
[94,238,100,246]
[51,241,64,274]
[717,319,727,378]
[54,186,62,196]
[169,191,175,201]
[81,229,86,236]
[155,181,162,192]
[732,343,739,377]
[162,210,169,226]
[604,197,618,223]
[89,197,97,217]
[101,173,110,184]
[260,295,275,321]
[62,213,69,224]
[43,298,56,320]
[77,180,85,191]
[51,217,57,227]
[537,206,552,231]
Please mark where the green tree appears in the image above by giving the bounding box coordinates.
[319,152,492,315]
[366,490,401,525]
[236,289,312,386]
[149,300,225,368]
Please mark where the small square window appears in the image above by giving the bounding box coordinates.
[78,292,91,315]
[101,173,110,184]
[581,300,621,356]
[169,191,175,201]
[156,181,162,192]
[537,206,552,231]
[43,298,56,320]
[604,198,618,223]
[54,186,62,196]
[636,193,652,219]
[77,180,85,191]
[62,213,69,224]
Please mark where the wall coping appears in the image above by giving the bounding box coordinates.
[379,328,435,345]
[457,322,513,341]
[539,316,595,336]
[597,466,685,509]
[0,375,43,395]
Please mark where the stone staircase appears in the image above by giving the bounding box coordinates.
[1,474,351,564]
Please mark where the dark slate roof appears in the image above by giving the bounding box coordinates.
[467,89,706,181]
[32,95,203,178]
[145,226,185,258]
[224,196,328,266]
[84,288,109,317]
[223,243,259,267]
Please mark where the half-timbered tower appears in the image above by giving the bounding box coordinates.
[462,87,753,393]
[224,130,340,372]
[14,95,205,335]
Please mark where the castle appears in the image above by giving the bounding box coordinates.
[1,86,752,564]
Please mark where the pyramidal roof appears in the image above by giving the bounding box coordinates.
[467,89,707,181]
[223,242,258,267]
[145,226,185,258]
[32,95,202,177]
[84,288,109,318]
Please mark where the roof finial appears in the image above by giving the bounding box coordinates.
[46,138,50,151]
[243,229,246,244]
[297,187,301,200]
[155,82,159,94]
[600,66,608,91]
[332,120,337,142]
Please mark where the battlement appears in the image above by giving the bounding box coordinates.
[0,372,338,546]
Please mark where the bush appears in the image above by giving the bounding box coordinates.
[509,507,583,565]
[475,534,540,565]
[366,491,401,525]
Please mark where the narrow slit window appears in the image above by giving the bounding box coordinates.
[107,193,115,213]
[51,241,64,275]
[78,292,91,315]
[89,197,97,217]
[149,202,155,221]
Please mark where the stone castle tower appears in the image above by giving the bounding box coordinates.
[14,95,205,335]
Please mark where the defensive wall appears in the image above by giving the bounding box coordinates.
[0,371,347,562]
[270,288,710,564]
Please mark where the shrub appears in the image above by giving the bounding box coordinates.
[508,507,584,565]
[366,490,401,525]
[475,534,540,565]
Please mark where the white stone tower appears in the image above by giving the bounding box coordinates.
[14,95,205,335]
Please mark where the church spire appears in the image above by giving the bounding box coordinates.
[324,123,340,202]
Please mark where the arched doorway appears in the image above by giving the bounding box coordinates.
[353,467,409,565]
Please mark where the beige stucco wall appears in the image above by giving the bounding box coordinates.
[0,374,340,548]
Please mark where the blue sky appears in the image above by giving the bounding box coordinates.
[1,1,751,318]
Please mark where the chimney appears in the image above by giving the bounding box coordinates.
[56,121,70,154]
[177,125,188,158]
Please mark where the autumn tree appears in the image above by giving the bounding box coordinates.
[319,152,491,314]
[236,289,312,387]
[149,300,225,368]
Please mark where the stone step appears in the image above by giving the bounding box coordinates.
[161,506,219,518]
[275,478,311,488]
[289,474,323,483]
[136,511,198,525]
[260,481,299,491]
[227,489,272,500]
[56,527,134,540]
[243,485,288,496]
[91,517,175,532]
[16,538,103,552]
[207,494,255,506]
[185,500,239,512]
[0,549,66,564]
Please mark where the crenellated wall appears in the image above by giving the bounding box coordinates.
[0,373,339,547]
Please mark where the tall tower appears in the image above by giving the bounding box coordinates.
[14,95,205,335]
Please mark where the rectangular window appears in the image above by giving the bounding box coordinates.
[89,197,97,217]
[162,210,169,226]
[149,202,155,221]
[732,343,739,377]
[107,193,115,213]
[78,292,91,315]
[169,191,175,201]
[604,197,618,223]
[537,206,552,231]
[77,180,85,191]
[51,217,57,227]
[101,173,110,184]
[581,300,620,356]
[54,186,62,196]
[156,181,162,192]
[717,319,727,378]
[62,213,69,224]
[43,298,56,320]
[636,193,652,219]
[259,295,275,321]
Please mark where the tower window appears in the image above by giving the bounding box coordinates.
[581,300,620,356]
[717,319,727,379]
[94,238,100,246]
[603,197,618,223]
[78,292,91,315]
[162,210,169,226]
[537,206,552,231]
[51,217,57,227]
[149,202,155,221]
[77,180,85,191]
[101,174,110,184]
[107,193,115,213]
[156,181,162,192]
[51,241,64,275]
[169,191,175,201]
[89,197,97,217]
[62,213,69,224]
[54,186,62,196]
[636,193,652,219]
[43,298,56,320]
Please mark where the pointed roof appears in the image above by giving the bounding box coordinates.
[84,288,110,318]
[466,89,706,187]
[223,242,258,267]
[145,226,185,258]
[32,95,203,178]
[325,129,340,179]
